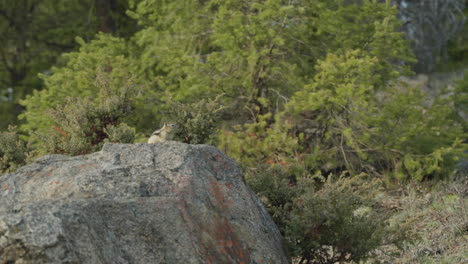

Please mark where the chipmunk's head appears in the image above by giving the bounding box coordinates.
[163,122,177,133]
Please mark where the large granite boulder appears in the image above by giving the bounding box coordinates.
[0,142,289,264]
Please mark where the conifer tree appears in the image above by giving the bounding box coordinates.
[0,0,138,129]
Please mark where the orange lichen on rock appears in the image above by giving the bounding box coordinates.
[210,177,229,209]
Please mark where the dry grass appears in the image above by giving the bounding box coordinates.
[367,177,468,264]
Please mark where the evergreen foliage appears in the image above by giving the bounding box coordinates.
[0,0,138,130]
[167,94,225,144]
[0,126,28,174]
[19,34,135,135]
[291,51,464,181]
[285,176,389,263]
[446,9,468,70]
[249,167,400,263]
[127,0,215,106]
[34,68,136,156]
[315,0,415,77]
[221,49,464,183]
[219,112,300,169]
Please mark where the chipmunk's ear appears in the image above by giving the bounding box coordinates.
[163,122,167,127]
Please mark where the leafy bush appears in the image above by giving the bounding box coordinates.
[35,69,136,155]
[286,177,388,263]
[362,84,465,181]
[218,112,302,169]
[104,123,136,144]
[247,165,314,230]
[249,167,400,263]
[166,94,225,144]
[222,50,465,182]
[19,34,136,135]
[293,50,463,181]
[0,126,28,174]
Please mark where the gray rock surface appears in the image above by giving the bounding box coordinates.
[0,142,289,264]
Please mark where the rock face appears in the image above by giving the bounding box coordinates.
[0,142,289,264]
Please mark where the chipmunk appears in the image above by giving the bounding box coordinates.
[148,123,177,144]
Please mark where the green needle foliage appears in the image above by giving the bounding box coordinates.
[34,68,136,156]
[0,0,138,130]
[249,167,401,264]
[0,126,28,174]
[285,177,388,263]
[286,49,464,181]
[19,34,132,133]
[166,94,225,144]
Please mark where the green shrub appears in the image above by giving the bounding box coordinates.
[19,34,136,135]
[223,50,464,183]
[104,123,136,144]
[286,177,388,263]
[250,167,400,263]
[218,112,303,169]
[35,69,136,155]
[0,126,28,174]
[166,94,225,144]
[286,50,465,181]
[247,165,314,230]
